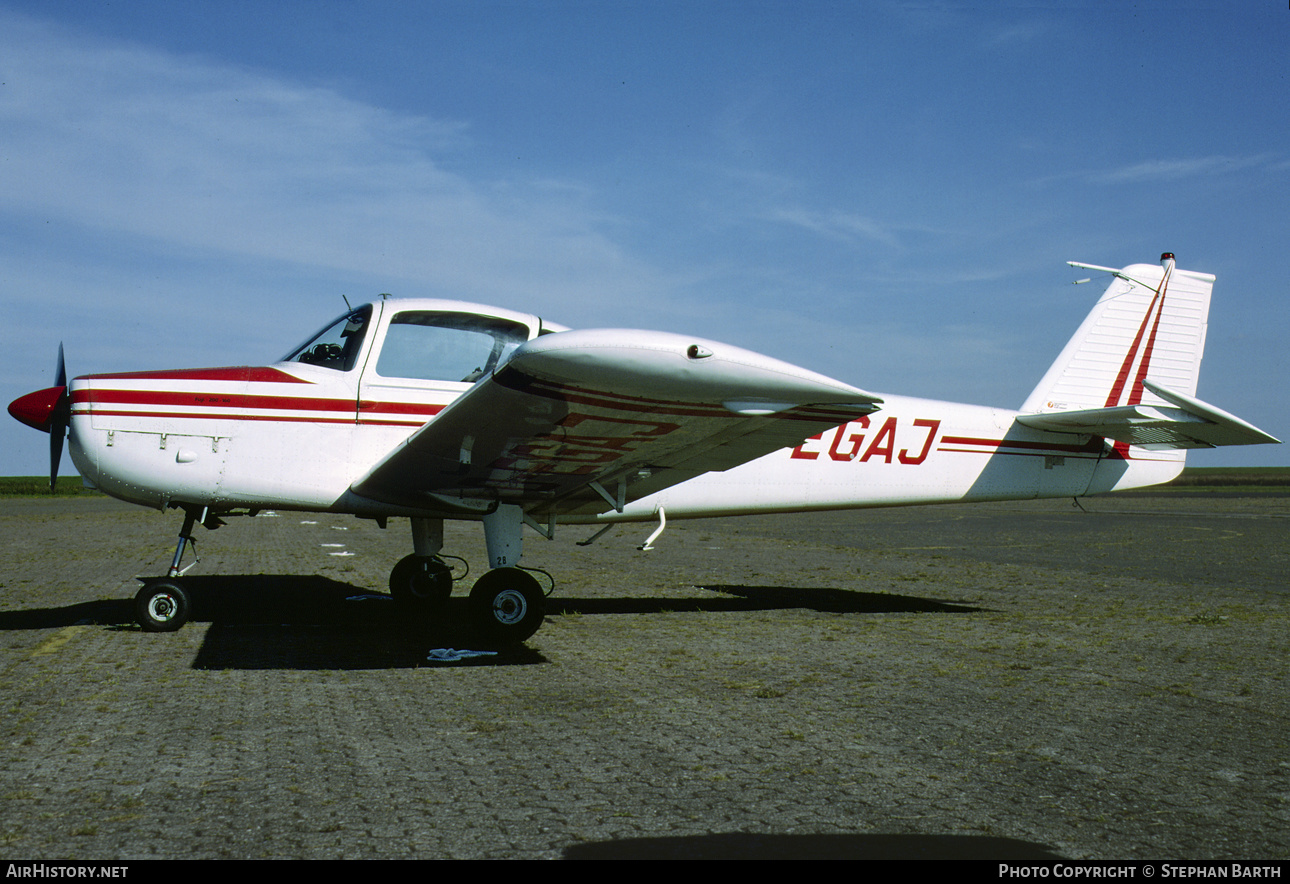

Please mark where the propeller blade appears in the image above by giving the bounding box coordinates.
[48,344,70,493]
[49,416,64,492]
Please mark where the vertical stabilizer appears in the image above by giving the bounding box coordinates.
[1022,254,1213,415]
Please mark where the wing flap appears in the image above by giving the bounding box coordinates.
[1016,381,1279,450]
[351,329,881,513]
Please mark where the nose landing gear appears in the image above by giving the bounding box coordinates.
[133,506,208,632]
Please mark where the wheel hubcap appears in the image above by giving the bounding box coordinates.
[491,589,528,625]
[149,595,176,621]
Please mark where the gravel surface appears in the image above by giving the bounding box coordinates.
[1,492,1287,859]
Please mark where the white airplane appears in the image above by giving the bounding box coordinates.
[7,253,1279,643]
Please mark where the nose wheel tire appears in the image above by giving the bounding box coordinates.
[389,555,453,614]
[468,568,545,644]
[135,579,191,632]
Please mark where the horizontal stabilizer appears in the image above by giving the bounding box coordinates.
[1016,381,1280,450]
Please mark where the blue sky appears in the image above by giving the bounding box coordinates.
[3,1,1287,477]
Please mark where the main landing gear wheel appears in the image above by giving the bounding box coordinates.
[468,568,545,644]
[389,554,453,614]
[135,579,191,632]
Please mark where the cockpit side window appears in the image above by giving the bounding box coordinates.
[375,312,530,383]
[282,305,373,372]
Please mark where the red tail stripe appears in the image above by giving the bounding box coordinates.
[1103,290,1159,407]
[1126,280,1169,407]
[1104,265,1171,409]
[1108,266,1171,457]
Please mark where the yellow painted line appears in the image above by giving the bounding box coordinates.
[31,625,86,656]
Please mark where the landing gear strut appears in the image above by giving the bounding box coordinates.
[134,506,217,632]
[469,504,546,643]
[388,517,455,617]
[390,507,549,643]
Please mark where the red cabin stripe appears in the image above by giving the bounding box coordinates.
[75,389,357,413]
[82,366,311,384]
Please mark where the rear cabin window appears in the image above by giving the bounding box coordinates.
[375,312,530,383]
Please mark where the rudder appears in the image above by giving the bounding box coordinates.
[1022,253,1212,416]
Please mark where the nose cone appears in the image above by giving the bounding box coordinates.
[8,386,66,432]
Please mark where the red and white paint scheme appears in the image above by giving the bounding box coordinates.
[8,254,1279,642]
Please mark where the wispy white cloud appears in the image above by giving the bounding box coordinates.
[1047,154,1282,186]
[1090,154,1278,183]
[0,13,658,311]
[980,20,1052,49]
[766,207,902,249]
[884,3,1051,50]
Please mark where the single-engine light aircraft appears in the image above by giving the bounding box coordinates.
[8,254,1280,643]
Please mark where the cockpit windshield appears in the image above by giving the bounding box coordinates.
[282,305,372,372]
[375,311,530,383]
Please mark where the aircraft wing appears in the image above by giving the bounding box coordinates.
[1015,381,1280,450]
[351,329,881,516]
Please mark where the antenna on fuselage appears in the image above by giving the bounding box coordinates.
[342,294,353,310]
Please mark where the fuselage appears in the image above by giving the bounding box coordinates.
[63,297,1181,526]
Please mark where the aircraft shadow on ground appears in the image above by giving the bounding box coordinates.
[182,575,541,671]
[550,584,984,616]
[563,831,1061,860]
[0,576,981,670]
[0,575,541,671]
